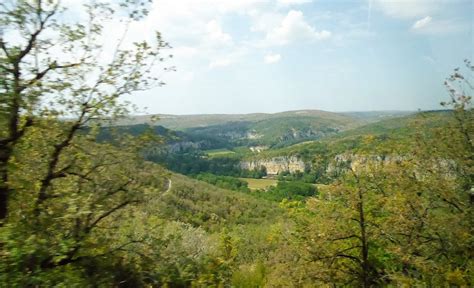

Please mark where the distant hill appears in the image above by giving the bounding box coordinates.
[340,111,415,122]
[119,110,358,129]
[104,110,455,185]
[117,110,413,147]
[251,110,453,160]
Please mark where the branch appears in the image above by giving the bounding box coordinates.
[85,199,139,234]
[23,61,81,89]
[35,109,88,210]
[335,253,362,264]
[40,239,143,269]
[0,38,12,59]
[15,5,58,63]
[0,116,33,145]
[329,234,361,242]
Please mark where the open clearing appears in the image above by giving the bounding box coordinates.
[239,178,278,190]
[205,149,236,158]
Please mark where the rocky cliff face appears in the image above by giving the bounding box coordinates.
[326,154,406,176]
[241,153,455,178]
[277,127,339,142]
[240,156,308,175]
[326,153,456,177]
[167,141,208,153]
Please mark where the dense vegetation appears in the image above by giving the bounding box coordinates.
[246,180,317,202]
[1,0,472,287]
[195,173,250,192]
[147,150,267,178]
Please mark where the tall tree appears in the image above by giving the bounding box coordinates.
[283,61,473,286]
[0,0,170,285]
[0,0,169,222]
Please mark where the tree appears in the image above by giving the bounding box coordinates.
[281,61,473,286]
[0,0,170,284]
[0,0,169,222]
[387,60,473,285]
[283,167,390,286]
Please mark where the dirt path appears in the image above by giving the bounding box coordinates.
[164,178,172,194]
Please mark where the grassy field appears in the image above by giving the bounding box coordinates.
[239,178,278,190]
[316,183,330,192]
[205,149,235,158]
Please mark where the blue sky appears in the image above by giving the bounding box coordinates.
[119,0,473,114]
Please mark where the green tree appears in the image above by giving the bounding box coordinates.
[281,61,473,286]
[0,0,169,221]
[0,0,170,285]
[284,168,389,286]
[385,60,473,285]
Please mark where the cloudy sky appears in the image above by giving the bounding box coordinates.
[118,0,473,114]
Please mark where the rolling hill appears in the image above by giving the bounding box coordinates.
[117,110,413,148]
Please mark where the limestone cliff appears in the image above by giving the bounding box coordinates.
[326,153,455,177]
[241,153,455,178]
[326,154,405,176]
[240,156,308,175]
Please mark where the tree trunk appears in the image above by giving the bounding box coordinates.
[0,145,11,221]
[357,187,371,288]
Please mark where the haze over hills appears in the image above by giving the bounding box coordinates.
[114,110,416,148]
[120,109,414,130]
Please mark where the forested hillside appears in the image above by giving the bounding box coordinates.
[121,110,397,148]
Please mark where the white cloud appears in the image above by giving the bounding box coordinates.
[264,53,281,64]
[263,10,331,46]
[421,55,436,65]
[411,18,464,35]
[373,1,466,35]
[172,46,199,59]
[412,16,432,29]
[374,0,440,19]
[206,20,233,46]
[132,0,272,72]
[250,12,283,32]
[209,58,233,68]
[180,71,195,82]
[277,0,312,5]
[152,0,269,25]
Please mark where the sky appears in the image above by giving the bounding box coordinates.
[92,0,474,114]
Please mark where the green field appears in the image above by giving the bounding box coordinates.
[239,178,278,190]
[204,149,235,158]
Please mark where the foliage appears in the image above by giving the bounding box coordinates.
[154,174,282,232]
[0,121,168,285]
[271,62,473,286]
[247,180,317,202]
[195,173,250,192]
[148,150,267,179]
[0,0,170,285]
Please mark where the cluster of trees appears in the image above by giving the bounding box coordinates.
[195,173,250,192]
[148,151,239,175]
[0,0,171,285]
[246,180,317,202]
[240,166,267,178]
[277,170,319,183]
[148,150,268,178]
[269,64,473,286]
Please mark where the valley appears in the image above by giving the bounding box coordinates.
[2,1,472,285]
[118,109,449,186]
[93,106,472,286]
